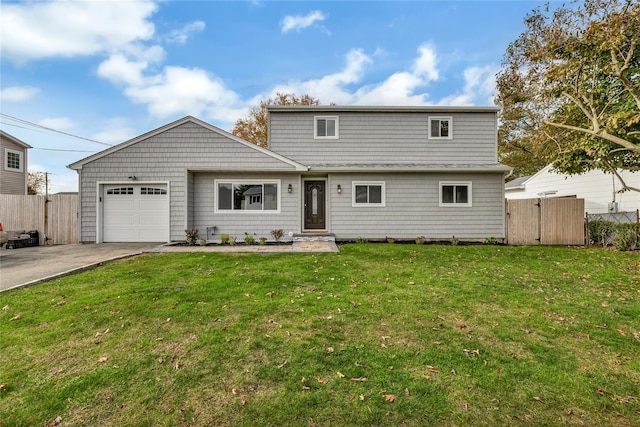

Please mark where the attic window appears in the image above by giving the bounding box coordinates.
[314,116,338,139]
[429,117,452,139]
[5,149,23,172]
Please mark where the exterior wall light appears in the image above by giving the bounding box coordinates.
[337,184,342,194]
[128,175,137,181]
[288,184,293,193]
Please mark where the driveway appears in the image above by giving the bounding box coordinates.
[0,243,161,292]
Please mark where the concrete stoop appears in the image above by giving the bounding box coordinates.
[291,233,339,252]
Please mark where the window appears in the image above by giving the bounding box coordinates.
[439,182,472,207]
[314,116,338,139]
[107,187,134,195]
[429,117,452,139]
[141,187,167,195]
[5,149,23,172]
[352,181,385,207]
[216,180,280,212]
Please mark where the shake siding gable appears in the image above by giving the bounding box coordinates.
[269,111,498,164]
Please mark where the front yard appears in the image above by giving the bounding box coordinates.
[1,244,638,426]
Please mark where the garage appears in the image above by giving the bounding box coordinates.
[102,184,169,242]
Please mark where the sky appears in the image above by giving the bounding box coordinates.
[0,0,557,193]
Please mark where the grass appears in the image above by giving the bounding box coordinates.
[1,244,639,426]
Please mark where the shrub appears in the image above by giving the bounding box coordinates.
[185,229,199,246]
[355,236,368,244]
[270,229,284,242]
[229,236,237,246]
[244,233,255,245]
[484,237,499,245]
[199,239,207,246]
[386,237,395,244]
[415,236,426,245]
[587,220,615,247]
[258,237,267,245]
[220,234,230,245]
[612,223,640,251]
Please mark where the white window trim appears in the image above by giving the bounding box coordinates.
[314,116,339,140]
[214,179,282,214]
[439,181,472,207]
[428,116,453,140]
[352,181,386,207]
[4,148,23,172]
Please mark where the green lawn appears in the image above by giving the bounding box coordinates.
[1,244,639,426]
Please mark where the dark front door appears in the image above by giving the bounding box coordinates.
[304,181,326,230]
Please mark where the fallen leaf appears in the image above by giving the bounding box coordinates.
[317,377,327,384]
[427,366,439,373]
[0,383,7,391]
[533,396,543,403]
[404,388,410,397]
[351,377,368,382]
[384,394,397,402]
[2,305,9,310]
[9,314,21,321]
[359,394,365,401]
[97,356,108,363]
[326,347,334,353]
[336,372,345,378]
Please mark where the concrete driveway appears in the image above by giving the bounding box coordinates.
[0,243,162,292]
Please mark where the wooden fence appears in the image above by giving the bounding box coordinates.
[0,194,78,245]
[506,198,585,245]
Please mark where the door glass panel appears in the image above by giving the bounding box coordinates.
[312,188,318,215]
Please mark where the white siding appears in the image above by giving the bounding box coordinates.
[506,165,640,214]
[269,111,498,164]
[328,172,506,240]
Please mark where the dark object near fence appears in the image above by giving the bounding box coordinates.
[5,230,39,249]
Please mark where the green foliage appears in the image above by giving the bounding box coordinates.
[355,236,368,243]
[496,0,640,188]
[386,236,395,244]
[244,233,256,245]
[184,228,199,246]
[483,237,500,245]
[1,246,638,426]
[587,220,616,246]
[270,229,284,242]
[415,236,426,245]
[258,237,267,245]
[229,236,237,246]
[220,233,230,245]
[612,223,640,251]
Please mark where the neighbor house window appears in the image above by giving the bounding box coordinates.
[352,181,385,207]
[215,180,280,212]
[314,116,339,139]
[439,181,471,207]
[5,149,23,172]
[429,117,452,139]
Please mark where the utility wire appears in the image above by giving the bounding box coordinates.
[0,113,114,147]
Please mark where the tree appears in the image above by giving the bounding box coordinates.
[28,171,47,195]
[232,93,321,147]
[496,0,640,191]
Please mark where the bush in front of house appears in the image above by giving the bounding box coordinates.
[587,220,615,247]
[185,229,199,246]
[612,223,640,252]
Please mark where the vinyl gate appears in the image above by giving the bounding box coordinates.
[506,198,585,245]
[0,194,78,245]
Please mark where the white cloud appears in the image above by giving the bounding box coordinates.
[281,10,326,33]
[38,117,75,131]
[0,0,157,62]
[0,86,40,102]
[412,44,439,81]
[439,64,499,106]
[166,21,206,44]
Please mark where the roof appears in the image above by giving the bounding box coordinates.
[267,105,501,113]
[0,130,33,149]
[306,162,511,173]
[505,175,532,190]
[67,116,307,171]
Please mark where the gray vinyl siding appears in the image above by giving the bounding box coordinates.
[269,111,498,164]
[1,137,27,195]
[192,172,300,241]
[77,122,298,242]
[328,172,505,240]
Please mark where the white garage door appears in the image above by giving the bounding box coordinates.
[103,184,169,242]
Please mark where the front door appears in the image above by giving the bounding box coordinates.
[304,181,326,230]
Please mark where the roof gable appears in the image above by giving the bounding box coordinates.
[0,130,32,149]
[67,116,307,171]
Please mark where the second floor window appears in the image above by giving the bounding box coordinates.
[429,117,452,139]
[315,116,338,139]
[5,149,22,172]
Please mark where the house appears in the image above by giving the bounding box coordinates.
[505,164,640,215]
[67,106,511,243]
[1,130,32,195]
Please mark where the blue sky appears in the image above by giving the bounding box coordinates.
[1,0,554,192]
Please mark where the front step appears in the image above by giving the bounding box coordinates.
[292,233,336,243]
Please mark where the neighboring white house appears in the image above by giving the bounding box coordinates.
[505,164,640,215]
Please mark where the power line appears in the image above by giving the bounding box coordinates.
[0,113,114,147]
[33,147,97,153]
